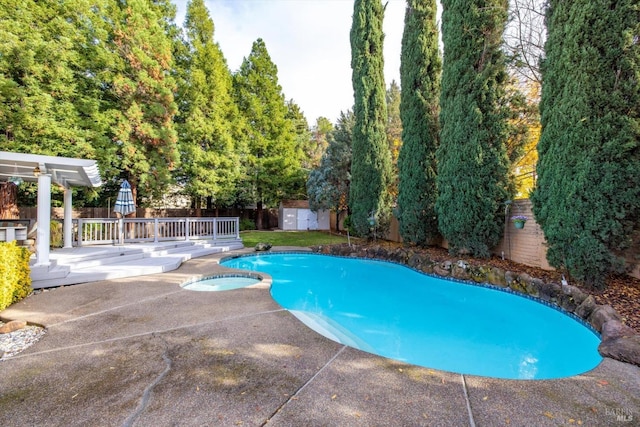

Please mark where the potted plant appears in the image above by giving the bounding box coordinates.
[511,215,528,229]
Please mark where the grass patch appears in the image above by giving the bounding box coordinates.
[240,230,352,248]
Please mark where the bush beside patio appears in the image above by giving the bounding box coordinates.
[0,242,31,310]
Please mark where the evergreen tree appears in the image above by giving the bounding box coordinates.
[531,0,640,288]
[286,99,312,169]
[106,0,179,205]
[0,0,108,159]
[349,0,393,237]
[386,80,402,168]
[397,0,441,245]
[386,80,402,201]
[436,0,511,257]
[307,117,333,170]
[285,99,311,200]
[233,39,301,229]
[179,0,239,210]
[307,110,355,222]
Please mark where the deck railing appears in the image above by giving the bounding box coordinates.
[74,217,240,247]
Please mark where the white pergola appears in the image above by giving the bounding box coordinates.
[0,151,102,266]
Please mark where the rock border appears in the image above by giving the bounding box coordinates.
[311,244,640,368]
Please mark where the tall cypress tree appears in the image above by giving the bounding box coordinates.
[349,0,393,237]
[531,0,640,288]
[397,0,441,246]
[436,0,511,257]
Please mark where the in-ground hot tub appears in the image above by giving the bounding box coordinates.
[181,274,263,292]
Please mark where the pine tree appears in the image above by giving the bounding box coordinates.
[179,0,239,210]
[233,39,301,229]
[436,0,511,257]
[397,0,441,246]
[531,0,640,288]
[107,0,179,205]
[349,0,393,237]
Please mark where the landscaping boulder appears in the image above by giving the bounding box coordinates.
[0,320,27,334]
[574,295,596,319]
[255,242,272,252]
[589,305,621,332]
[599,320,640,366]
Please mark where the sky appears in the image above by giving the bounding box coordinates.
[173,0,407,125]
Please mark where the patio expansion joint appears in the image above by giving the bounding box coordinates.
[461,374,476,427]
[261,345,348,426]
[122,332,172,427]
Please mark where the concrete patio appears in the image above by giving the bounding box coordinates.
[0,248,638,426]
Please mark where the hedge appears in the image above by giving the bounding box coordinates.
[0,241,32,311]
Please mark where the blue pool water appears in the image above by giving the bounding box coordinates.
[221,253,602,379]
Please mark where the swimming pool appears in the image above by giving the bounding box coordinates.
[221,252,602,379]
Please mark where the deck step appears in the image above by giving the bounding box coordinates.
[30,240,244,289]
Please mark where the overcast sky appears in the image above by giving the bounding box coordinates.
[174,0,407,125]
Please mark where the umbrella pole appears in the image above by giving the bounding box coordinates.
[118,214,124,246]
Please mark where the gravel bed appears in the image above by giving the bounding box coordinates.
[0,321,46,360]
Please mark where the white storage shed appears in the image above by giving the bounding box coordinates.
[278,200,330,231]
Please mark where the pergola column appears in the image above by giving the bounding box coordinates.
[35,173,51,266]
[63,187,73,248]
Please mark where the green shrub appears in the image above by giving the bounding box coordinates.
[239,218,256,231]
[0,242,32,311]
[50,220,63,248]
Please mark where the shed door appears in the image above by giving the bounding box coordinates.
[297,209,318,230]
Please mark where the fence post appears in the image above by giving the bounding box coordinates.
[235,217,240,240]
[213,218,218,242]
[185,218,190,241]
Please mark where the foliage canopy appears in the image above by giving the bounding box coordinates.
[531,0,640,288]
[436,0,512,257]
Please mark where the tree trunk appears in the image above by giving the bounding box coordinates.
[256,200,263,230]
[194,196,202,217]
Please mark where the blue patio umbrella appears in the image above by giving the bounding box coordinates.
[114,180,135,245]
[114,180,136,217]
